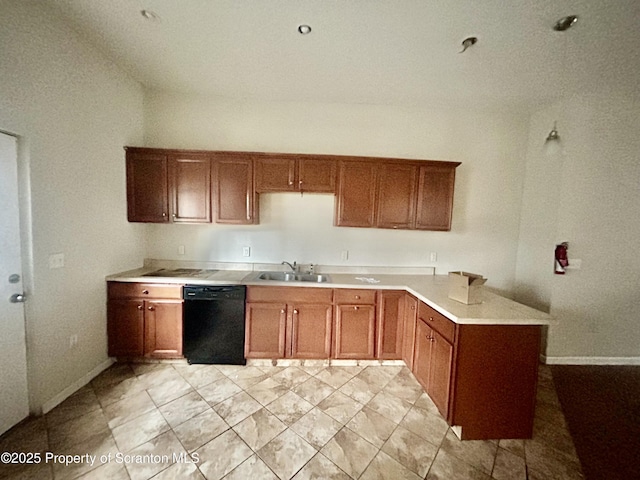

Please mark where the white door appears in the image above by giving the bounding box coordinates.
[0,131,29,435]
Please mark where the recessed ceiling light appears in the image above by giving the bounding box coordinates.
[298,24,312,35]
[141,10,161,22]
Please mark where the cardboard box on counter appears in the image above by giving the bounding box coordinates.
[448,271,487,304]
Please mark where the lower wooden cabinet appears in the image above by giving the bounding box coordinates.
[245,287,333,359]
[402,294,418,369]
[376,290,405,359]
[333,304,376,359]
[107,282,183,359]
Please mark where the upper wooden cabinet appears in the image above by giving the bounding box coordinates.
[126,151,170,223]
[335,161,378,228]
[125,147,459,230]
[126,150,211,223]
[415,165,456,231]
[255,155,336,193]
[375,163,418,229]
[213,153,258,224]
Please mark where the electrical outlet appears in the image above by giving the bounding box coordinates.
[242,246,251,257]
[69,334,78,348]
[341,250,349,261]
[49,253,64,269]
[178,245,185,255]
[430,252,438,262]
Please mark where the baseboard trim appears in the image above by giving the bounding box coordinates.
[41,358,115,414]
[543,355,640,365]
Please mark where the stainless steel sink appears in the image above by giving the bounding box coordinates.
[257,272,331,283]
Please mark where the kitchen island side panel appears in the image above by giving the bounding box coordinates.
[451,324,541,440]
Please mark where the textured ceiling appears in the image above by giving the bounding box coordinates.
[44,0,640,110]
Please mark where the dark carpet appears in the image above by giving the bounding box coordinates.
[551,365,640,480]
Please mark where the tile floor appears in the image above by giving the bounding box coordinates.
[0,362,583,480]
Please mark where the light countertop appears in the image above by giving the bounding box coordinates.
[107,267,552,326]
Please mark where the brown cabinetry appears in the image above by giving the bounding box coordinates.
[402,294,418,369]
[107,282,183,359]
[376,290,405,359]
[335,161,378,227]
[245,287,332,359]
[126,150,211,223]
[333,289,376,359]
[375,163,418,229]
[415,165,456,231]
[255,155,336,193]
[213,154,257,224]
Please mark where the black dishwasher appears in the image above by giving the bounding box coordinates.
[183,285,247,365]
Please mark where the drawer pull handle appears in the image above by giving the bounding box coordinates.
[428,316,434,322]
[293,309,299,314]
[280,309,286,314]
[353,306,359,310]
[148,306,155,311]
[137,305,143,310]
[354,295,360,300]
[426,335,434,342]
[142,290,149,295]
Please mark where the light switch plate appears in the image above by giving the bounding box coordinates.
[242,246,251,257]
[49,253,64,269]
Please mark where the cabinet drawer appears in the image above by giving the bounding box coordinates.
[247,286,333,304]
[418,301,456,343]
[334,289,376,305]
[108,282,183,300]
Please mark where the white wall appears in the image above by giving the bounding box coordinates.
[516,93,640,361]
[0,1,144,411]
[143,91,530,292]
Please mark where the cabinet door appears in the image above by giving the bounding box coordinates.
[245,303,287,358]
[144,300,183,358]
[428,330,453,418]
[298,157,336,193]
[333,304,376,359]
[402,295,418,369]
[169,155,211,223]
[376,290,404,359]
[255,157,297,192]
[107,299,145,357]
[290,304,332,358]
[375,163,418,229]
[213,155,257,224]
[335,161,377,227]
[415,165,456,231]
[126,152,169,223]
[412,318,432,391]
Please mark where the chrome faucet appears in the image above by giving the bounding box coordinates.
[281,261,297,272]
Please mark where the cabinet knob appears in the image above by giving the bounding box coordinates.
[137,305,143,310]
[411,306,416,310]
[426,335,434,342]
[142,290,149,295]
[162,213,167,217]
[172,213,176,218]
[353,306,359,310]
[148,306,155,311]
[428,317,434,322]
[293,309,299,314]
[288,181,294,186]
[280,309,286,314]
[354,295,360,300]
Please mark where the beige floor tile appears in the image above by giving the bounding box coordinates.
[173,409,229,453]
[111,408,170,452]
[532,416,579,460]
[381,425,438,477]
[316,367,360,388]
[123,430,187,480]
[338,375,380,404]
[152,461,204,480]
[214,391,262,426]
[360,450,422,480]
[291,453,350,480]
[90,363,135,389]
[292,376,336,405]
[497,439,525,458]
[426,449,492,480]
[383,370,424,404]
[197,377,243,406]
[317,391,364,424]
[439,430,497,475]
[290,408,343,450]
[147,375,194,406]
[75,459,129,480]
[197,430,253,480]
[270,367,313,389]
[136,365,183,390]
[258,429,317,480]
[414,392,441,415]
[320,427,378,479]
[104,390,157,428]
[345,407,397,448]
[366,390,412,424]
[400,405,449,446]
[491,447,527,480]
[51,429,119,480]
[0,416,48,453]
[245,377,290,406]
[158,390,210,428]
[223,454,278,480]
[48,408,110,451]
[232,408,287,451]
[174,365,226,389]
[0,460,53,480]
[93,376,147,409]
[45,386,102,427]
[225,366,270,389]
[266,391,314,426]
[524,437,583,480]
